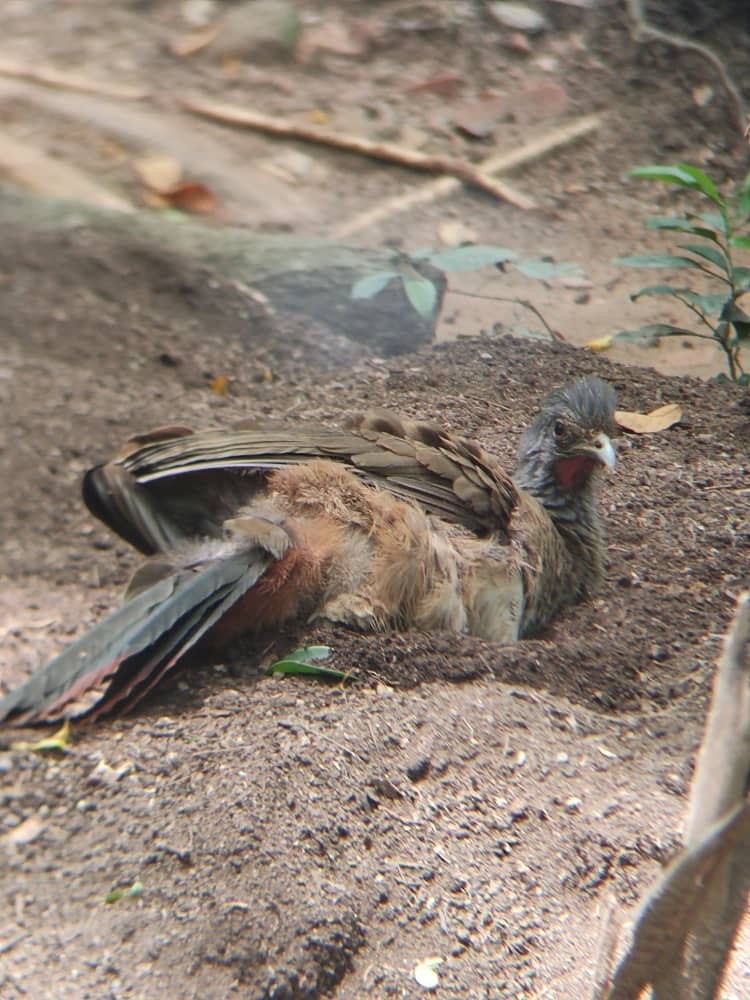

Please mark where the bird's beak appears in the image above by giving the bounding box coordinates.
[573,432,616,471]
[590,432,616,470]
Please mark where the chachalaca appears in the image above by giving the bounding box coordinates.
[0,376,616,725]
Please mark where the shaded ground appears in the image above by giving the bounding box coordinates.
[1,2,750,998]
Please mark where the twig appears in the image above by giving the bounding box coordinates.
[178,95,535,209]
[451,290,564,341]
[334,114,602,237]
[0,56,149,101]
[625,0,746,134]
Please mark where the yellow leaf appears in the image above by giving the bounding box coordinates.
[615,403,683,434]
[309,109,329,125]
[11,719,72,754]
[586,334,614,352]
[210,374,229,395]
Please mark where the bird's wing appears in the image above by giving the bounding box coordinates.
[0,548,274,725]
[85,411,519,553]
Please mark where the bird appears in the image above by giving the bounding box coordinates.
[0,376,616,725]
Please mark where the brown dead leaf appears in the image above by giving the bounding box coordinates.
[210,374,230,395]
[133,156,183,194]
[164,181,219,214]
[615,403,683,434]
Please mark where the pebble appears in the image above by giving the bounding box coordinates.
[488,2,548,33]
[213,0,301,62]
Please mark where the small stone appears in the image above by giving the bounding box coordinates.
[406,757,431,782]
[564,797,582,814]
[488,2,548,33]
[214,0,301,62]
[503,31,532,54]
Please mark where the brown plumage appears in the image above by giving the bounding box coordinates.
[0,377,616,725]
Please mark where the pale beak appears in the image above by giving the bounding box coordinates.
[591,432,616,470]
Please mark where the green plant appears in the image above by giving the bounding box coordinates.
[350,245,578,339]
[615,164,750,383]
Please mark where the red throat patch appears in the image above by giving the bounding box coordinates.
[553,456,597,491]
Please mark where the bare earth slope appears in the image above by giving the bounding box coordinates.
[1,280,749,996]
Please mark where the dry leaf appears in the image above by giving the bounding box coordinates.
[615,403,683,434]
[133,156,183,193]
[586,334,613,352]
[11,719,72,754]
[168,25,219,58]
[210,374,229,395]
[163,181,219,214]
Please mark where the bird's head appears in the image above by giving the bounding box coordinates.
[515,376,616,510]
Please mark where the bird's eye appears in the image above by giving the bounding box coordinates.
[553,419,565,438]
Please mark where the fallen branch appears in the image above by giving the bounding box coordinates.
[0,56,149,101]
[685,591,750,842]
[595,591,750,999]
[178,95,535,209]
[334,114,602,237]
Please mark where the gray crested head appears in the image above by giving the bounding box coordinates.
[515,376,616,517]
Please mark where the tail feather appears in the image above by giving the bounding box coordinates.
[0,550,273,725]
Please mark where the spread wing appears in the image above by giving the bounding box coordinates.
[83,410,519,554]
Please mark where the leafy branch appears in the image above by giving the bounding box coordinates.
[350,244,578,339]
[612,164,750,383]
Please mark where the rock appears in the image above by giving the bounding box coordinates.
[213,0,301,62]
[488,3,548,33]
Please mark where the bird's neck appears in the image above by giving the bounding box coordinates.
[514,458,606,617]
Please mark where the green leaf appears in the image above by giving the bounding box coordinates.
[695,212,728,236]
[616,254,705,270]
[614,324,698,343]
[737,185,750,220]
[729,235,750,249]
[266,645,352,681]
[427,245,518,272]
[105,880,143,904]
[513,258,580,280]
[351,271,396,300]
[732,266,750,292]
[630,286,728,315]
[738,373,750,385]
[681,291,729,314]
[630,164,725,208]
[630,283,685,300]
[401,274,438,316]
[646,216,720,241]
[282,645,332,663]
[407,247,434,260]
[677,243,728,272]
